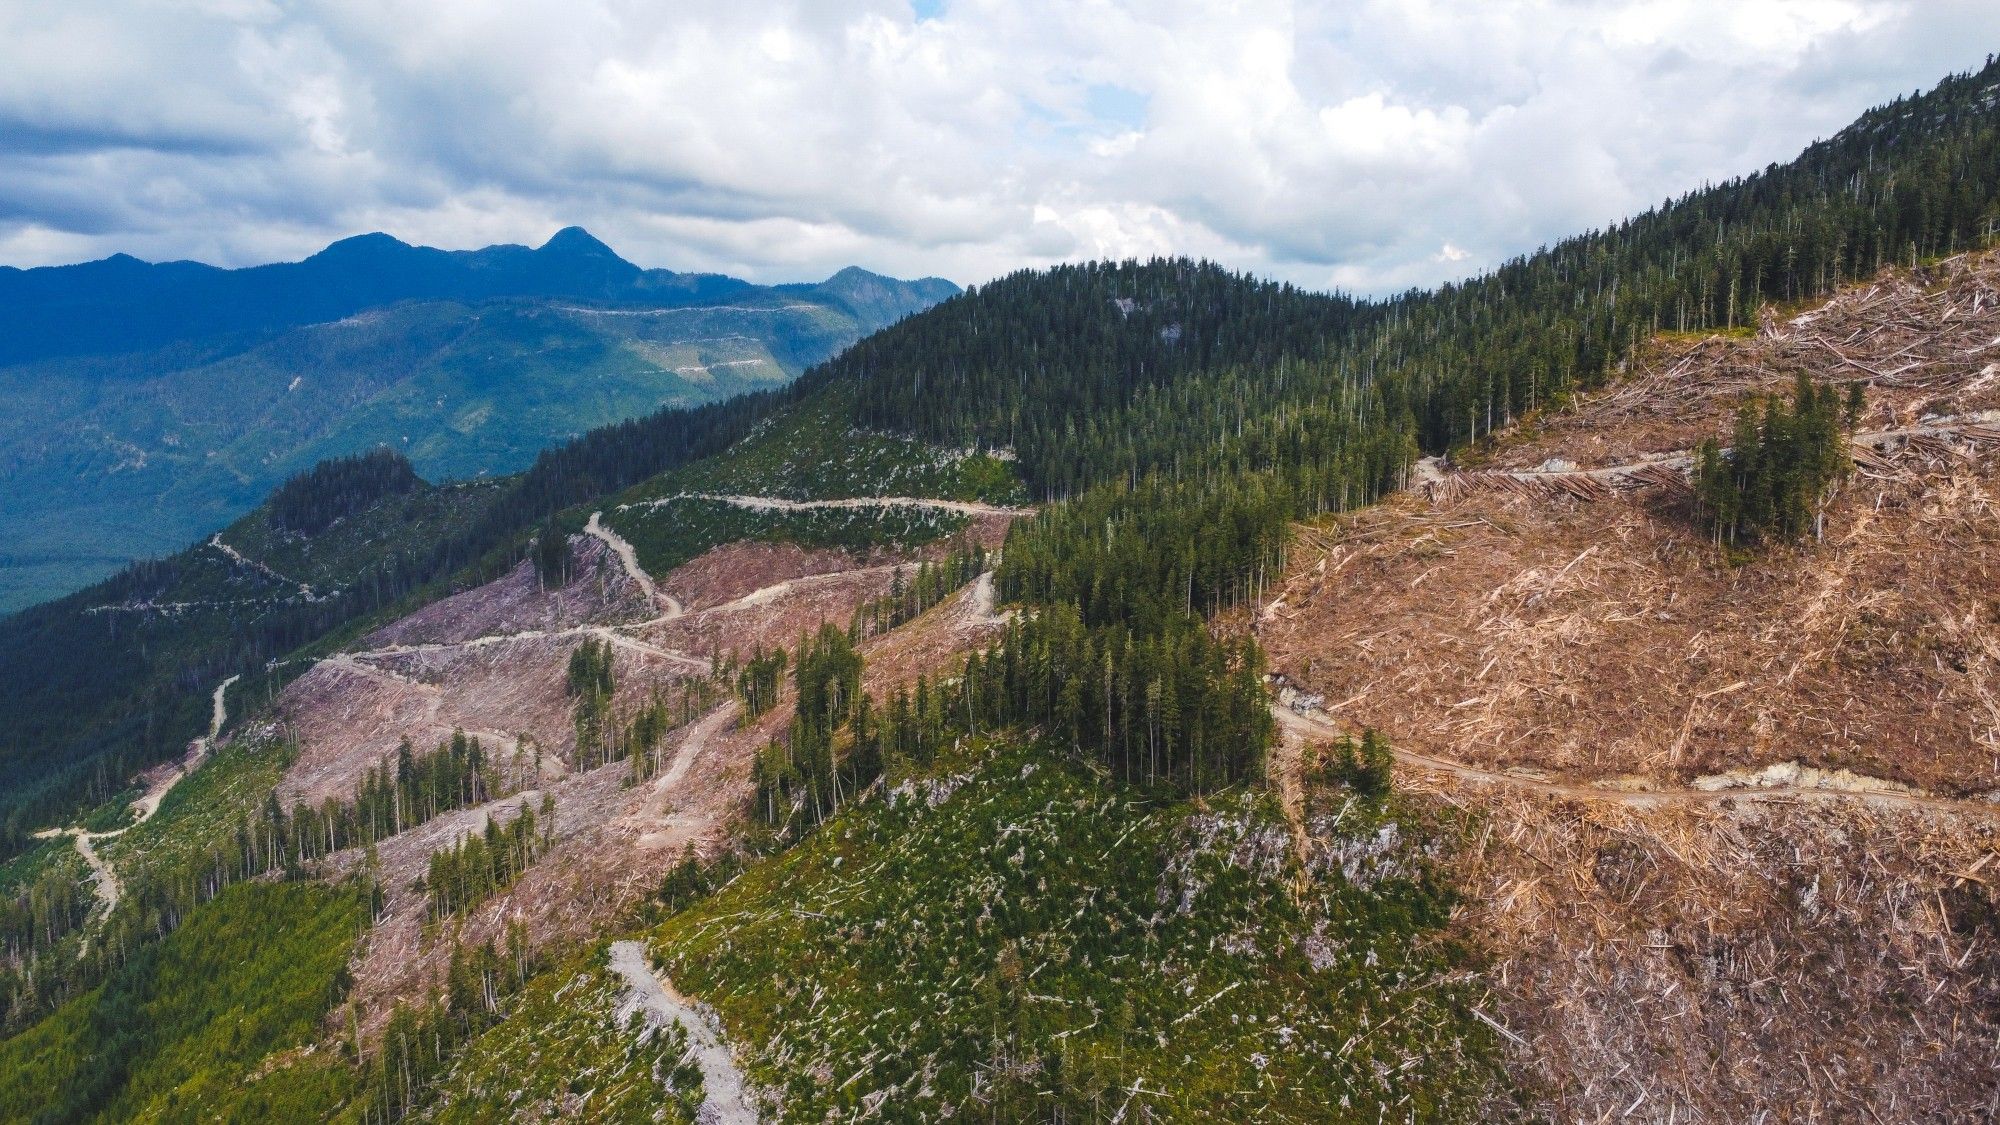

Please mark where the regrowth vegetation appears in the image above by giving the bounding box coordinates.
[657,740,1510,1121]
[0,730,499,1038]
[415,955,704,1125]
[0,881,367,1124]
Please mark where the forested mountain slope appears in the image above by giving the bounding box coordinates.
[0,228,955,612]
[1,58,1998,1125]
[811,60,2000,498]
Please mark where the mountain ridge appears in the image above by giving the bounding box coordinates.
[0,226,956,367]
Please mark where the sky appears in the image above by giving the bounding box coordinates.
[0,1,1995,295]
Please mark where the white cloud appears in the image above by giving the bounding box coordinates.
[0,0,1993,293]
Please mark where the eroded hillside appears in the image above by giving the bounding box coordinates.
[1263,252,2000,1122]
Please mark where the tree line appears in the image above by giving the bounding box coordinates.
[812,60,2000,492]
[567,638,617,768]
[268,448,420,535]
[353,922,542,1124]
[731,645,789,721]
[854,544,990,639]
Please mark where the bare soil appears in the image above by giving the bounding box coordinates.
[662,540,882,612]
[1478,252,2000,473]
[1264,253,2000,795]
[368,537,649,649]
[1267,253,2000,1122]
[278,510,1025,1036]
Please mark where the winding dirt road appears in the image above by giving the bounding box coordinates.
[587,511,684,616]
[210,534,314,594]
[336,619,709,673]
[1274,706,2000,820]
[36,674,241,916]
[608,940,759,1123]
[326,500,1002,676]
[1420,414,2000,499]
[620,492,1032,519]
[655,702,738,798]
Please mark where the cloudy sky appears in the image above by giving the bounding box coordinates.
[1,1,1995,294]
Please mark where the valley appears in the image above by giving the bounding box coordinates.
[0,230,958,614]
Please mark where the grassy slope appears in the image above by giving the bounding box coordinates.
[644,738,1511,1122]
[416,954,704,1125]
[98,733,293,884]
[0,881,366,1124]
[1,731,301,1042]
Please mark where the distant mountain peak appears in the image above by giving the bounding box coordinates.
[318,231,412,253]
[823,264,885,284]
[0,229,952,368]
[312,232,414,260]
[538,226,623,260]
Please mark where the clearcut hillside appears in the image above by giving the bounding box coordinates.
[2,58,1999,1125]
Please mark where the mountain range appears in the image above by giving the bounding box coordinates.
[0,229,956,612]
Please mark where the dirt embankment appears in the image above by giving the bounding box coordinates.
[367,536,648,649]
[1265,252,2000,1123]
[659,541,887,612]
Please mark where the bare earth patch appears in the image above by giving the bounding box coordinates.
[1264,253,2000,795]
[368,537,650,649]
[273,508,1025,1035]
[1266,255,2000,1122]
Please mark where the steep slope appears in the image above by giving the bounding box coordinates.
[3,59,1999,1125]
[0,378,793,859]
[0,396,1031,1118]
[1262,253,2000,1121]
[265,424,1022,1033]
[639,741,1510,1121]
[0,229,957,612]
